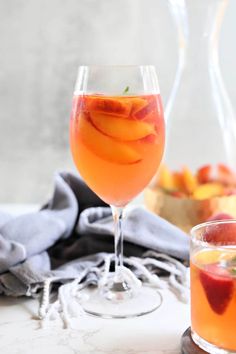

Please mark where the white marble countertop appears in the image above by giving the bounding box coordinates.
[0,289,190,354]
[0,205,190,354]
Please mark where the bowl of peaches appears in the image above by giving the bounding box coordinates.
[145,163,236,232]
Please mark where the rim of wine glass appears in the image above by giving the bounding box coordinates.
[75,65,160,95]
[191,219,236,248]
[77,64,157,69]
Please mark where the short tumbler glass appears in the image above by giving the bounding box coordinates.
[191,220,236,354]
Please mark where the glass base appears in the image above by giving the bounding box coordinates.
[191,329,236,354]
[181,327,206,354]
[80,286,162,319]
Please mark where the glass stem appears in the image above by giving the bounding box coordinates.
[111,206,124,281]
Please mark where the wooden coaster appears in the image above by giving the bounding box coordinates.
[181,327,209,354]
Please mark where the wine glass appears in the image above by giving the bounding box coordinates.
[70,65,165,318]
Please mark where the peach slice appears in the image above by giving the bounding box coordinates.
[217,164,236,185]
[134,97,157,120]
[134,95,163,120]
[182,166,198,194]
[130,98,147,115]
[197,165,213,184]
[85,96,132,117]
[139,133,158,144]
[90,112,155,141]
[157,164,176,191]
[78,114,142,164]
[192,183,225,200]
[173,172,185,192]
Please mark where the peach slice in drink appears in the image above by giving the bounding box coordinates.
[78,114,142,164]
[85,96,132,117]
[129,98,147,115]
[90,112,155,141]
[134,96,157,120]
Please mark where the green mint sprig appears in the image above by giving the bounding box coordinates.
[123,86,130,94]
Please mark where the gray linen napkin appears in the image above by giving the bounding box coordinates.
[0,172,189,297]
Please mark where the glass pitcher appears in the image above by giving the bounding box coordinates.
[165,0,236,170]
[145,0,236,232]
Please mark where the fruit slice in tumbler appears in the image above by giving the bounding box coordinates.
[200,264,234,315]
[90,112,155,141]
[78,114,142,164]
[85,96,132,117]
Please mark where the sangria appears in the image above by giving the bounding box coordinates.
[70,94,165,206]
[191,220,236,353]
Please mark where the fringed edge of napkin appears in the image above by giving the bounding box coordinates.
[38,252,189,328]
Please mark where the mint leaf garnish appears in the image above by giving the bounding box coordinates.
[123,86,129,94]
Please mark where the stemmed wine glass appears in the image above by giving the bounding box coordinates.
[70,65,165,318]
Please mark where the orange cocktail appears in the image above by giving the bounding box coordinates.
[191,221,236,353]
[70,94,165,206]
